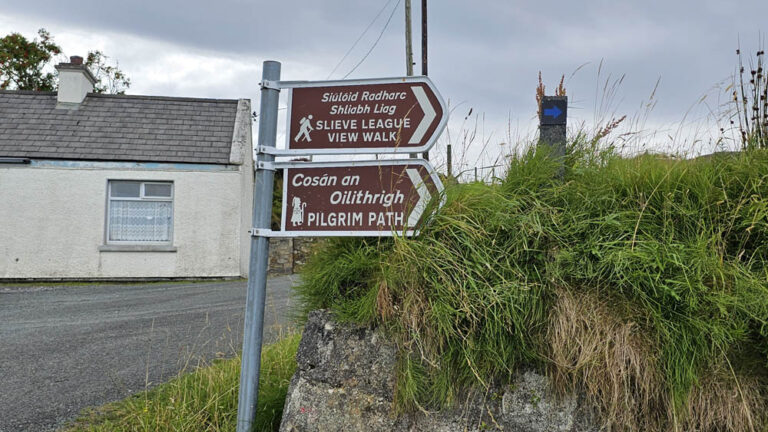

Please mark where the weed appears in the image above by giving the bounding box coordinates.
[732,45,768,149]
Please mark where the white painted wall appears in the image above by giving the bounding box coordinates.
[56,68,94,105]
[0,162,251,279]
[233,99,254,277]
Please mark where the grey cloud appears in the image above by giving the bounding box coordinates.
[1,0,766,147]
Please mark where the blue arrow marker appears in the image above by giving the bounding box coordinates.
[543,106,562,119]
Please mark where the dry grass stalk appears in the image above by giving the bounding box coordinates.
[556,74,566,96]
[680,362,767,432]
[547,288,667,431]
[536,71,545,119]
[376,279,395,320]
[596,115,627,141]
[547,288,768,432]
[536,71,567,119]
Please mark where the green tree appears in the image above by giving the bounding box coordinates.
[0,28,61,91]
[0,28,130,94]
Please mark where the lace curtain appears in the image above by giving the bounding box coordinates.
[108,200,172,242]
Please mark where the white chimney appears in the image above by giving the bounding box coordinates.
[55,56,97,107]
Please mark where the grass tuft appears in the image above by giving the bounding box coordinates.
[65,333,300,432]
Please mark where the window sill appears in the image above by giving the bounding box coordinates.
[99,245,178,253]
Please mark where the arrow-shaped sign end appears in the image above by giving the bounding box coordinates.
[409,86,436,145]
[406,168,431,228]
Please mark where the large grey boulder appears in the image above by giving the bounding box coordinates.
[280,310,598,432]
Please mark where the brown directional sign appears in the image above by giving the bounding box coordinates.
[282,77,447,155]
[280,160,443,236]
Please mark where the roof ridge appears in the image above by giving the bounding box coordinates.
[86,93,240,104]
[0,90,242,104]
[0,90,57,96]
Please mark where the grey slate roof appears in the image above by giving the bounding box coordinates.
[0,91,240,165]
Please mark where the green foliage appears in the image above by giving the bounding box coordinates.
[296,237,390,323]
[272,170,283,230]
[295,145,768,425]
[540,150,768,407]
[0,28,61,91]
[65,333,300,432]
[0,28,130,94]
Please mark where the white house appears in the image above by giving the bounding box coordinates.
[0,56,254,280]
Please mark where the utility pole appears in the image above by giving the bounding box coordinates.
[421,0,429,161]
[404,0,414,77]
[421,0,428,76]
[405,0,416,159]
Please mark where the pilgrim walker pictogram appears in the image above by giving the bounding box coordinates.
[290,196,307,226]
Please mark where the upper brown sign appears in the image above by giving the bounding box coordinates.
[282,77,446,155]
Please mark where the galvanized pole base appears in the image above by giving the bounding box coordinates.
[236,60,281,432]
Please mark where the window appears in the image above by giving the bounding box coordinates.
[106,180,173,244]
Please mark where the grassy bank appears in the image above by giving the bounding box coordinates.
[65,333,300,432]
[297,145,768,431]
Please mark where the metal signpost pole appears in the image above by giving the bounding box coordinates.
[236,60,280,432]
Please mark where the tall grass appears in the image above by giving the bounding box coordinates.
[296,144,768,431]
[65,333,300,432]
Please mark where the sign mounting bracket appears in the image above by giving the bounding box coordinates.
[259,80,280,90]
[256,160,276,171]
[255,145,281,155]
[249,228,294,238]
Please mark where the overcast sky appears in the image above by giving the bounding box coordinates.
[1,0,767,172]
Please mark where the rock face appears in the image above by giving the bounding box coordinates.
[280,310,599,432]
[269,238,319,275]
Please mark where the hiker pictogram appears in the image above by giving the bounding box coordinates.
[294,115,314,142]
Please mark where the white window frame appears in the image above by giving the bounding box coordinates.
[105,180,175,246]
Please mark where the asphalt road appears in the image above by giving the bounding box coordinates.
[0,277,299,432]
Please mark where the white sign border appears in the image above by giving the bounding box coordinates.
[278,159,445,237]
[279,76,449,156]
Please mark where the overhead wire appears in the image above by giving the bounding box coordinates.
[343,0,402,79]
[326,0,396,80]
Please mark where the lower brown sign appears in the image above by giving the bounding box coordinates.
[280,160,443,236]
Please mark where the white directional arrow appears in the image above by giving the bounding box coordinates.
[406,168,431,227]
[409,86,436,144]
